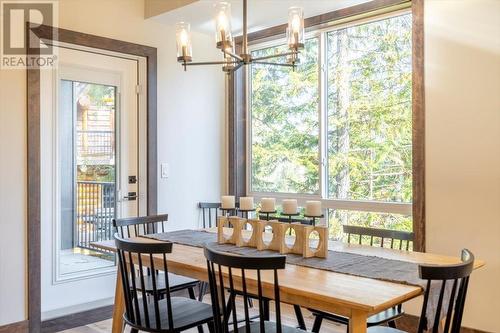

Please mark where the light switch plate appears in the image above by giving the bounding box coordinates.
[161,163,169,178]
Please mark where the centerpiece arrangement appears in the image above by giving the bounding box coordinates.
[216,195,328,258]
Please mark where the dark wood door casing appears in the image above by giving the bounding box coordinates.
[25,24,158,333]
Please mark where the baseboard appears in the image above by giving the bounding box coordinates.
[0,320,29,333]
[396,314,491,333]
[41,305,113,333]
[41,297,114,320]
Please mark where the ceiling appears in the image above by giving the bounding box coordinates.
[150,0,370,35]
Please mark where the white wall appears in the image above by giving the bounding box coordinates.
[424,1,500,331]
[0,59,28,325]
[0,0,224,325]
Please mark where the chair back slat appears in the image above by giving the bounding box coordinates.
[207,260,223,332]
[274,269,282,330]
[162,253,174,330]
[227,267,239,333]
[199,202,221,228]
[114,214,169,238]
[432,280,447,332]
[217,264,229,327]
[136,254,150,328]
[114,234,174,331]
[443,279,458,332]
[118,249,134,322]
[204,246,286,333]
[128,251,141,325]
[418,280,432,333]
[257,269,265,332]
[241,269,251,332]
[417,249,475,333]
[452,276,470,331]
[343,225,414,250]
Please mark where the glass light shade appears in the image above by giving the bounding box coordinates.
[214,2,233,49]
[176,22,192,62]
[287,7,304,50]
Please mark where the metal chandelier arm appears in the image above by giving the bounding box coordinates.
[223,50,243,62]
[185,61,239,66]
[252,61,296,67]
[251,51,298,62]
[231,62,245,72]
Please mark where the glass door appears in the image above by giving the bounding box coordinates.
[58,79,117,277]
[41,45,143,318]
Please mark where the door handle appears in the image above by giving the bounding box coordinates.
[123,192,137,201]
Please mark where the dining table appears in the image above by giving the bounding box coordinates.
[92,228,484,333]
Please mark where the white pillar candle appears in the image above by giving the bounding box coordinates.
[221,195,235,209]
[239,197,254,210]
[305,200,322,217]
[282,199,298,215]
[260,198,276,212]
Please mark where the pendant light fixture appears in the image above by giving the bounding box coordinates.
[175,0,305,73]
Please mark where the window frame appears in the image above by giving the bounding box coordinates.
[246,9,413,217]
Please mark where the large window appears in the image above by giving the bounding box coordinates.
[250,38,320,194]
[249,12,413,237]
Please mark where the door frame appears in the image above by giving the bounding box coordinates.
[26,24,157,333]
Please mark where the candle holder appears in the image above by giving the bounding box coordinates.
[281,212,300,222]
[237,208,256,219]
[281,212,300,235]
[304,214,325,226]
[220,208,237,217]
[259,210,277,221]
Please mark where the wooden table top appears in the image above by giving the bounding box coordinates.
[93,229,484,317]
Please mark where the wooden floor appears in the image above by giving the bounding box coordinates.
[58,299,346,333]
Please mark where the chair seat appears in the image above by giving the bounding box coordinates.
[311,306,404,326]
[126,297,213,331]
[230,321,307,333]
[137,272,199,293]
[368,327,406,333]
[367,307,404,325]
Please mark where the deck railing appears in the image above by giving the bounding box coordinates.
[76,181,115,251]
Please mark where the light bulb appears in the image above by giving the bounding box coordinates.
[218,11,228,31]
[179,29,188,47]
[291,15,301,33]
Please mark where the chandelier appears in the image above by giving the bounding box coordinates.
[175,0,305,73]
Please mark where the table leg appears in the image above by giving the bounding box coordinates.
[349,310,368,333]
[112,264,125,333]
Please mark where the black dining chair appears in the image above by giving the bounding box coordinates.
[255,214,312,330]
[369,249,475,333]
[310,225,415,332]
[198,202,221,228]
[113,215,202,307]
[204,245,308,333]
[343,225,414,250]
[115,235,215,333]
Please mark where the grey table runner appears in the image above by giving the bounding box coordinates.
[143,229,451,327]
